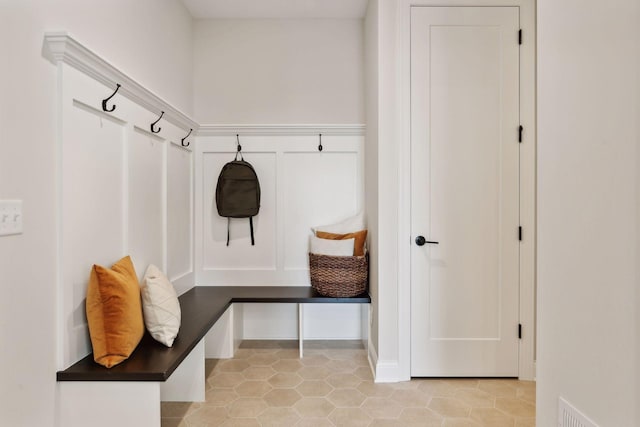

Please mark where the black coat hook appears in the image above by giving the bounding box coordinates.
[181,128,192,147]
[101,83,120,112]
[235,134,244,160]
[150,111,164,134]
[318,133,323,152]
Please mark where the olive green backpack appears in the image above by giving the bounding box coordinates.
[215,149,261,246]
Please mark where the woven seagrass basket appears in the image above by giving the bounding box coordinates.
[308,253,368,297]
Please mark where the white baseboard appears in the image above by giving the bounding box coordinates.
[368,340,405,383]
[374,359,402,383]
[367,340,378,380]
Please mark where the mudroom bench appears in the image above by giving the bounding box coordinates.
[56,286,370,427]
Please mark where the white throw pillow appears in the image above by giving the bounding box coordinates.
[141,264,181,347]
[313,211,366,235]
[309,235,355,256]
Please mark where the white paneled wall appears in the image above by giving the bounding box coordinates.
[195,133,366,340]
[196,135,364,285]
[167,144,194,280]
[242,304,299,339]
[57,65,194,368]
[201,150,278,272]
[128,127,165,279]
[283,152,360,271]
[303,304,365,339]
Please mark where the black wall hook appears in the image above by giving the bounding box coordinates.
[150,111,164,134]
[235,134,244,160]
[318,133,323,152]
[101,83,120,112]
[181,128,192,147]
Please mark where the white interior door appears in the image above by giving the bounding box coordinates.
[410,6,520,377]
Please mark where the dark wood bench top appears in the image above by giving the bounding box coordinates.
[57,286,370,382]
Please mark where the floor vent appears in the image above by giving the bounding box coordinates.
[558,397,599,427]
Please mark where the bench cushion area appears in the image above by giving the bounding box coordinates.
[57,286,370,382]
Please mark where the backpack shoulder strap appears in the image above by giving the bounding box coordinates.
[227,217,255,246]
[249,216,255,246]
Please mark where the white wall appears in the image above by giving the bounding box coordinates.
[0,1,193,425]
[637,37,640,426]
[537,1,639,426]
[364,0,380,363]
[193,19,364,124]
[371,0,403,380]
[362,0,407,381]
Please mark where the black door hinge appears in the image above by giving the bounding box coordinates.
[518,323,522,339]
[518,226,522,241]
[518,29,522,45]
[519,125,523,143]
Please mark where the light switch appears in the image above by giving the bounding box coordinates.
[0,200,23,236]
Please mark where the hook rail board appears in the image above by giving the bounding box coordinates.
[43,32,198,132]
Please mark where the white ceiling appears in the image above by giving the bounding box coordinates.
[181,0,369,19]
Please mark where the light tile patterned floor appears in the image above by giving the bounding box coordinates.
[162,340,535,427]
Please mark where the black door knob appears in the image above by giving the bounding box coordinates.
[415,236,438,246]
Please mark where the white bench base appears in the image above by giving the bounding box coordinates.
[57,300,370,427]
[58,340,206,427]
[58,382,161,427]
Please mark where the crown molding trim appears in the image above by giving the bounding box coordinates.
[197,124,366,137]
[43,32,198,131]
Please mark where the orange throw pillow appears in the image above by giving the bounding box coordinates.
[86,256,145,368]
[316,230,368,256]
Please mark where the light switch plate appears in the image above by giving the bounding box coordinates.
[0,200,23,236]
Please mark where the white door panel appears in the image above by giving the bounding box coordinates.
[410,6,520,377]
